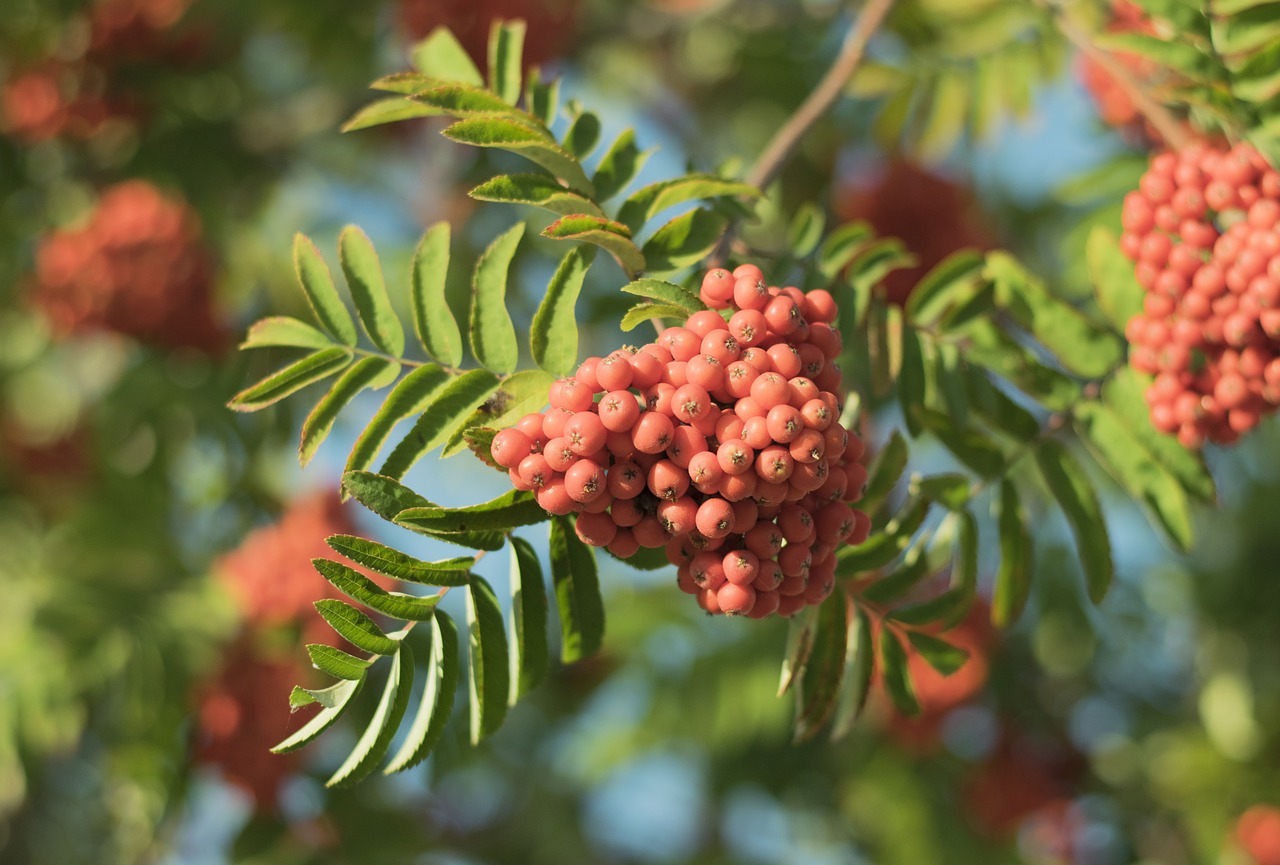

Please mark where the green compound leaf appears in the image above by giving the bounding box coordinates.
[960,319,1081,411]
[1087,226,1145,334]
[905,249,986,327]
[543,214,645,277]
[487,19,525,105]
[385,611,459,773]
[836,496,929,574]
[592,129,655,202]
[469,222,525,375]
[470,174,606,219]
[483,369,556,432]
[1035,440,1113,605]
[531,247,594,376]
[380,369,501,479]
[641,208,730,277]
[860,430,908,516]
[411,223,464,367]
[792,588,850,742]
[342,471,435,520]
[919,408,1006,477]
[915,473,972,511]
[830,601,875,739]
[271,676,364,754]
[306,644,374,681]
[326,534,474,586]
[299,357,400,467]
[228,347,353,412]
[965,369,1041,443]
[620,303,688,332]
[313,558,441,621]
[1103,368,1215,502]
[293,233,357,346]
[879,627,921,717]
[396,489,547,534]
[991,479,1033,628]
[411,83,525,118]
[338,225,405,357]
[906,631,970,677]
[326,643,414,787]
[617,174,759,234]
[342,96,440,132]
[620,277,708,314]
[409,26,483,86]
[548,516,606,664]
[443,117,593,194]
[314,599,401,655]
[346,363,453,475]
[466,576,510,744]
[508,536,550,705]
[240,316,334,351]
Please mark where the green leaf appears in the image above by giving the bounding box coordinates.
[346,363,453,475]
[960,319,1081,411]
[603,544,671,571]
[485,369,556,431]
[778,605,818,696]
[548,516,606,663]
[326,534,474,586]
[905,249,986,327]
[787,202,825,258]
[240,316,334,351]
[620,303,689,332]
[830,602,874,739]
[641,209,730,276]
[410,83,524,118]
[370,72,439,94]
[592,129,653,202]
[307,644,374,681]
[986,252,1123,379]
[487,19,525,104]
[508,536,550,705]
[326,643,414,787]
[860,430,908,516]
[543,215,645,277]
[619,277,708,313]
[470,174,606,219]
[466,576,510,743]
[861,543,934,605]
[531,248,593,376]
[342,96,440,132]
[314,599,401,655]
[385,611,459,773]
[617,175,759,234]
[915,473,971,511]
[898,323,927,437]
[892,510,979,628]
[410,223,463,367]
[879,628,920,716]
[1087,226,1145,334]
[396,489,546,533]
[914,70,968,164]
[1096,31,1215,80]
[418,528,508,552]
[409,27,483,86]
[817,221,876,281]
[271,676,364,754]
[443,117,593,194]
[313,558,441,621]
[965,369,1040,443]
[338,225,405,357]
[300,357,400,467]
[836,497,929,575]
[293,233,357,346]
[1103,368,1214,502]
[906,631,969,676]
[792,588,850,742]
[523,68,560,126]
[564,110,601,160]
[342,471,434,520]
[380,369,501,479]
[991,479,1032,628]
[469,223,524,374]
[228,347,353,412]
[1072,401,1194,552]
[919,408,1006,477]
[848,238,916,298]
[930,342,969,427]
[1034,440,1113,604]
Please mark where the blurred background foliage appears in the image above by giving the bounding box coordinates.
[0,0,1278,863]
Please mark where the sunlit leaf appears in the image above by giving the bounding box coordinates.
[385,611,459,773]
[228,347,353,412]
[313,558,441,621]
[466,576,510,743]
[543,214,645,277]
[548,516,605,663]
[508,536,550,705]
[293,233,357,346]
[326,534,474,586]
[411,223,464,367]
[1035,440,1113,604]
[326,643,414,787]
[300,357,399,467]
[531,248,593,376]
[469,222,524,375]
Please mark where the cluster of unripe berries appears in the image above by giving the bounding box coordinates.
[491,264,870,619]
[1120,142,1280,447]
[32,180,223,351]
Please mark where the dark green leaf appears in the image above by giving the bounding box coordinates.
[835,497,930,575]
[293,233,357,346]
[380,369,501,478]
[314,599,400,655]
[470,174,606,218]
[531,247,593,376]
[906,631,969,676]
[409,27,483,86]
[930,342,969,427]
[421,528,508,552]
[346,363,453,475]
[548,516,606,663]
[228,347,353,412]
[991,479,1032,627]
[919,408,1005,477]
[620,303,688,332]
[960,319,1081,410]
[523,68,560,126]
[342,471,434,520]
[564,110,601,159]
[411,223,463,367]
[592,129,654,202]
[778,605,818,696]
[787,202,825,258]
[830,602,874,739]
[792,588,850,741]
[307,644,374,681]
[487,19,525,104]
[339,225,405,357]
[240,316,334,351]
[326,534,474,585]
[396,489,546,533]
[915,473,971,511]
[617,174,759,234]
[879,628,920,716]
[326,643,414,787]
[905,249,986,327]
[508,536,550,705]
[385,611,459,773]
[861,545,933,604]
[466,576,510,743]
[965,369,1041,443]
[619,277,708,313]
[313,559,441,621]
[641,208,730,276]
[271,676,363,754]
[861,430,908,516]
[1035,440,1113,604]
[469,222,524,375]
[898,324,926,437]
[603,544,671,571]
[1103,368,1214,502]
[300,357,400,467]
[542,214,645,277]
[848,239,916,297]
[443,117,593,193]
[342,96,440,132]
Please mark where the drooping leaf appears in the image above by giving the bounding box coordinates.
[240,316,334,351]
[906,631,970,676]
[641,208,730,276]
[991,479,1032,627]
[299,357,400,467]
[313,559,441,621]
[787,202,826,258]
[905,249,986,327]
[919,408,1006,477]
[385,611,459,773]
[443,117,593,194]
[342,96,440,132]
[508,536,550,705]
[409,26,483,86]
[778,605,818,697]
[879,627,921,716]
[338,226,405,357]
[592,129,654,202]
[342,471,435,520]
[930,342,970,427]
[228,347,353,412]
[470,175,606,219]
[548,516,606,663]
[1103,368,1215,502]
[307,644,374,681]
[293,233,357,346]
[898,323,927,437]
[543,214,645,277]
[379,369,501,478]
[619,277,708,314]
[469,223,524,375]
[326,535,474,586]
[345,363,452,475]
[620,302,689,332]
[313,599,401,655]
[965,369,1041,443]
[792,589,850,742]
[860,430,908,516]
[861,542,935,605]
[326,643,415,787]
[411,223,463,367]
[531,247,593,376]
[487,19,525,104]
[271,676,364,754]
[1035,440,1113,604]
[466,576,510,744]
[830,602,875,739]
[396,489,546,533]
[617,175,759,234]
[961,319,1081,410]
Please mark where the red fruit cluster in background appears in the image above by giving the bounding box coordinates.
[835,159,994,305]
[86,0,200,63]
[397,0,578,72]
[31,180,224,352]
[492,264,870,619]
[1238,805,1280,865]
[0,65,118,144]
[1077,0,1161,139]
[961,729,1085,841]
[1119,142,1280,447]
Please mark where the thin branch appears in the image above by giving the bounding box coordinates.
[745,0,897,191]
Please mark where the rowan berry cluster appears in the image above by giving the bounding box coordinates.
[1078,0,1161,140]
[492,264,871,619]
[1119,142,1280,447]
[31,180,223,351]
